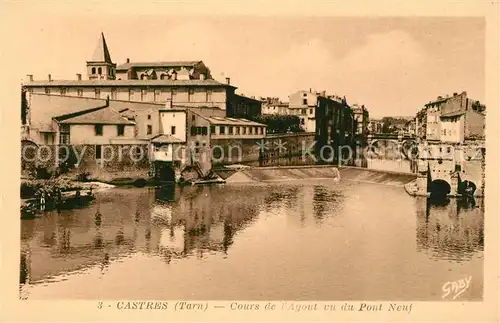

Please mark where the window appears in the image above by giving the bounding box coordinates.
[196,127,202,135]
[188,89,194,102]
[235,126,240,135]
[171,126,176,135]
[229,126,233,135]
[111,88,117,100]
[201,127,208,135]
[303,99,308,105]
[98,67,102,75]
[77,89,83,97]
[92,67,96,74]
[210,126,216,134]
[129,90,135,100]
[141,89,147,101]
[147,125,152,135]
[45,88,51,95]
[220,126,225,134]
[95,88,101,99]
[206,90,212,102]
[301,109,306,115]
[154,90,161,102]
[303,93,307,97]
[60,88,66,96]
[242,127,246,135]
[95,145,102,159]
[132,146,142,160]
[192,115,196,122]
[95,125,103,136]
[171,89,177,101]
[117,125,125,136]
[191,127,197,136]
[310,108,313,115]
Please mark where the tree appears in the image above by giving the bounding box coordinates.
[249,115,304,134]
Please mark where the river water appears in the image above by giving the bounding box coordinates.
[19,176,483,301]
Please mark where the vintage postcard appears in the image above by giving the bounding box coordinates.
[1,0,499,322]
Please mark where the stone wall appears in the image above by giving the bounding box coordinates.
[21,143,150,180]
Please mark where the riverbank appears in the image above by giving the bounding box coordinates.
[20,178,115,200]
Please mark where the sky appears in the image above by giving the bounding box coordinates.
[14,15,484,118]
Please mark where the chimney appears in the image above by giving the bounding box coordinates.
[48,74,52,82]
[26,74,33,82]
[126,58,130,63]
[76,73,82,81]
[309,88,312,93]
[321,90,326,97]
[225,77,230,85]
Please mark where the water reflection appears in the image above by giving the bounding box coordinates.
[19,181,483,300]
[415,196,484,262]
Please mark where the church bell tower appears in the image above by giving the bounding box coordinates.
[86,33,116,80]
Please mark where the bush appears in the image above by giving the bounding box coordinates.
[35,167,52,180]
[76,171,91,182]
[20,178,84,199]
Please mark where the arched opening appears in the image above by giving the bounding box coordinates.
[458,180,476,197]
[91,67,96,74]
[98,67,102,75]
[428,179,451,196]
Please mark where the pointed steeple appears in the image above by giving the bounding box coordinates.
[86,33,116,80]
[91,32,113,63]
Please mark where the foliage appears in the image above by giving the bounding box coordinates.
[249,115,304,134]
[380,117,410,134]
[76,171,91,182]
[21,178,84,199]
[35,167,53,180]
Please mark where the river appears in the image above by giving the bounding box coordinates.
[19,176,483,301]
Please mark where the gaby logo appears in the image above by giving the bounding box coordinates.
[442,276,472,300]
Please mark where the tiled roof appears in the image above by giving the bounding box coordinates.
[116,61,202,70]
[440,110,466,118]
[56,106,135,125]
[24,79,235,88]
[151,134,185,144]
[203,116,267,127]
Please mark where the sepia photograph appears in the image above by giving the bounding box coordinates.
[3,2,497,321]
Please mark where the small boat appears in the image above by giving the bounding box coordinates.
[20,190,96,218]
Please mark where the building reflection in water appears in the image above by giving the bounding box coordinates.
[20,183,280,287]
[415,195,484,262]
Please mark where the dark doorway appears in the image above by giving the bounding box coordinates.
[155,162,175,182]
